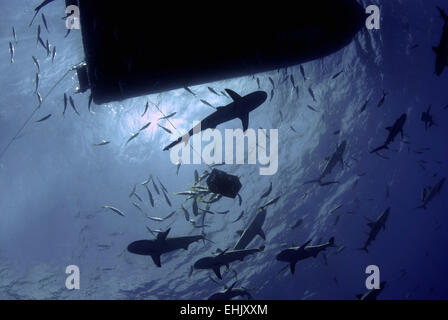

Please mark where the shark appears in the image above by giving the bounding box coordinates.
[276,237,336,275]
[370,114,407,154]
[358,207,390,253]
[127,228,205,267]
[417,178,445,210]
[234,209,267,250]
[163,89,267,151]
[304,141,347,186]
[194,246,264,279]
[208,282,253,300]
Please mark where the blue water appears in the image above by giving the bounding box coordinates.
[0,0,447,300]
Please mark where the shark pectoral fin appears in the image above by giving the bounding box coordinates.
[239,113,250,132]
[150,254,162,267]
[290,262,297,275]
[213,266,222,280]
[258,229,266,240]
[225,89,242,101]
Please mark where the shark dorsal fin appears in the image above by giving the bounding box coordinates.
[225,89,242,101]
[157,228,171,240]
[299,239,313,250]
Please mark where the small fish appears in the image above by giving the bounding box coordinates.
[200,99,215,109]
[307,105,319,112]
[215,210,230,215]
[329,203,343,214]
[290,218,303,230]
[269,77,275,89]
[308,87,316,102]
[69,96,80,116]
[93,140,110,147]
[360,99,369,114]
[377,90,387,108]
[270,89,274,102]
[151,176,160,195]
[41,13,49,32]
[332,70,344,79]
[126,132,140,145]
[290,75,295,87]
[208,87,220,96]
[290,126,297,133]
[45,39,50,56]
[158,112,176,120]
[35,73,39,93]
[162,189,172,207]
[300,65,307,81]
[132,202,143,213]
[184,87,196,96]
[257,78,260,89]
[237,193,242,206]
[32,56,40,72]
[147,216,164,222]
[133,192,143,202]
[12,27,17,44]
[35,114,51,123]
[163,211,176,220]
[36,25,41,47]
[333,130,340,135]
[103,206,125,217]
[51,46,56,63]
[157,124,172,134]
[158,178,168,193]
[63,93,67,116]
[258,196,280,211]
[141,102,149,117]
[139,121,152,132]
[144,184,155,207]
[261,182,273,198]
[232,210,245,223]
[8,42,14,64]
[36,92,43,105]
[129,184,137,198]
[38,37,46,51]
[181,205,190,222]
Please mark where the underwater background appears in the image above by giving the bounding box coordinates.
[0,0,447,299]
